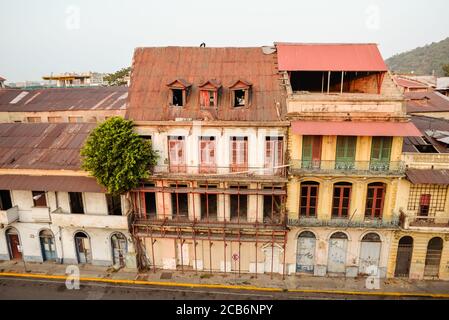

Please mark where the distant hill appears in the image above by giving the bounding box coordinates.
[386,37,449,76]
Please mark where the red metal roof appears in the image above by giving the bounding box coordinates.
[291,120,422,136]
[126,47,286,122]
[394,77,429,89]
[276,43,388,72]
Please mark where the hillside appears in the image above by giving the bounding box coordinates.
[386,37,449,76]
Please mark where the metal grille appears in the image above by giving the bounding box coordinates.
[407,184,447,215]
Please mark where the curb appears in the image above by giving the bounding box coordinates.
[0,272,448,298]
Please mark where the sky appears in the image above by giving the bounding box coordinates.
[0,0,448,82]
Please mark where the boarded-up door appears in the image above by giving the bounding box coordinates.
[176,241,190,266]
[7,232,22,260]
[75,233,91,264]
[424,237,443,278]
[111,233,127,268]
[359,233,381,275]
[296,232,316,273]
[264,246,280,274]
[327,233,348,273]
[394,236,413,277]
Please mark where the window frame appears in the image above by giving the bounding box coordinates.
[365,183,386,219]
[299,182,319,218]
[332,183,352,218]
[230,137,248,173]
[32,191,47,207]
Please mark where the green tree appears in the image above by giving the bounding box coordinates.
[103,67,131,86]
[81,117,158,195]
[443,64,449,77]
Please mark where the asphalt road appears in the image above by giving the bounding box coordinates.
[0,276,430,300]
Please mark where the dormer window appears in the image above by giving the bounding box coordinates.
[167,79,192,107]
[229,80,252,108]
[199,79,221,108]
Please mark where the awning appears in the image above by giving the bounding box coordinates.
[0,175,105,193]
[291,121,422,137]
[276,43,388,72]
[406,169,449,185]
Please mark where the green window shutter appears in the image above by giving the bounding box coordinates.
[370,137,392,162]
[302,136,313,161]
[336,136,356,162]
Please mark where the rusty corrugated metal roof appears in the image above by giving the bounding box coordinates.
[406,169,449,185]
[0,86,128,112]
[0,122,95,170]
[276,43,388,72]
[406,91,449,113]
[126,47,286,122]
[394,77,429,89]
[0,174,105,192]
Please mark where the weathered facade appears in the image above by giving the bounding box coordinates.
[0,123,136,268]
[278,43,422,277]
[127,46,291,275]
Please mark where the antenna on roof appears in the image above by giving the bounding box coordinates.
[200,42,206,48]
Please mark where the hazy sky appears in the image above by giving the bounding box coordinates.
[1,0,448,82]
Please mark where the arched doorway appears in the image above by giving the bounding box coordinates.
[74,231,91,264]
[394,236,413,277]
[296,231,316,273]
[39,229,57,261]
[327,232,348,274]
[6,228,22,260]
[111,233,127,268]
[424,237,443,278]
[359,233,381,275]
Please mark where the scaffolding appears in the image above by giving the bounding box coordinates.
[130,180,288,279]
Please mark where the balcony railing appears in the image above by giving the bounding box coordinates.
[399,210,449,230]
[290,160,405,175]
[0,206,19,225]
[288,216,400,229]
[152,164,287,178]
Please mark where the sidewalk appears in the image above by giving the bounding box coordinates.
[1,260,448,297]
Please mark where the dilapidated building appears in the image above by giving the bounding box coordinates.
[127,46,290,276]
[0,86,127,123]
[0,123,135,268]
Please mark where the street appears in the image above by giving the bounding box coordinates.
[0,276,434,300]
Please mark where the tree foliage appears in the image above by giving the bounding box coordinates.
[386,37,449,76]
[443,64,449,77]
[104,67,131,86]
[81,117,158,195]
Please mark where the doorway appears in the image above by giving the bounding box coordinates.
[394,236,413,277]
[327,232,348,274]
[424,237,443,278]
[74,231,91,264]
[296,231,316,273]
[359,233,381,275]
[111,233,127,268]
[6,228,22,260]
[40,229,57,261]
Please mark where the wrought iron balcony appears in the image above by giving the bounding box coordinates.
[288,216,400,229]
[290,160,405,176]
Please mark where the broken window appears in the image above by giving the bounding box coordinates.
[407,184,447,215]
[168,136,186,173]
[265,137,284,175]
[230,137,248,172]
[171,184,189,219]
[200,185,218,221]
[230,185,248,221]
[0,190,12,210]
[69,192,84,214]
[300,181,319,217]
[332,182,352,218]
[233,89,246,107]
[171,89,184,106]
[32,191,47,207]
[263,186,283,223]
[200,90,217,107]
[144,192,157,218]
[106,194,122,216]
